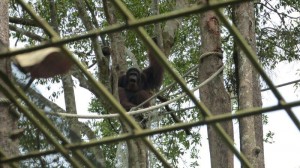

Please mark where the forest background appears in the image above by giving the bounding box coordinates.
[0,0,299,168]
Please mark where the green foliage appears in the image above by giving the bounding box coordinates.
[264,130,275,144]
[18,115,73,167]
[224,0,300,100]
[88,97,120,166]
[256,0,300,68]
[9,0,300,167]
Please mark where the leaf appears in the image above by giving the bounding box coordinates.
[13,47,73,78]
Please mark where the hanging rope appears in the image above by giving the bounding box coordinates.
[135,51,223,109]
[47,52,225,119]
[0,98,11,104]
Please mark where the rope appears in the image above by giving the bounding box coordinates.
[2,52,224,120]
[47,64,224,119]
[199,51,223,60]
[0,98,11,104]
[135,51,223,109]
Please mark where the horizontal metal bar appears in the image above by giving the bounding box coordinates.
[0,0,248,58]
[3,99,299,164]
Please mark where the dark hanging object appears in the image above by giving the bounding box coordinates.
[13,47,73,78]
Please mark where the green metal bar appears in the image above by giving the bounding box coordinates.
[0,0,250,59]
[112,0,252,167]
[1,148,56,164]
[214,8,300,131]
[14,0,142,167]
[0,0,289,167]
[67,99,300,150]
[13,1,100,167]
[16,0,141,131]
[0,72,83,168]
[15,0,174,167]
[3,98,300,164]
[14,3,166,167]
[0,149,18,168]
[261,79,300,92]
[15,1,103,167]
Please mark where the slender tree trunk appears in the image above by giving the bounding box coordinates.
[162,0,188,56]
[104,0,189,166]
[74,0,110,87]
[198,0,233,167]
[103,1,141,167]
[233,1,264,167]
[250,5,265,168]
[49,1,105,166]
[0,1,19,167]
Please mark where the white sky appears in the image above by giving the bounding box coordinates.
[198,61,300,168]
[262,61,300,168]
[8,0,299,167]
[64,60,300,168]
[17,39,299,168]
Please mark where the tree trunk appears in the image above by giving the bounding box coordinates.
[233,1,265,167]
[103,1,143,167]
[104,0,190,166]
[198,0,233,167]
[62,74,105,167]
[0,0,19,167]
[162,0,188,56]
[49,1,105,166]
[74,0,110,87]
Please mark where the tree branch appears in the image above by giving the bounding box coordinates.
[83,0,107,45]
[25,85,66,112]
[163,0,188,56]
[74,0,110,88]
[9,24,45,41]
[72,68,101,97]
[9,17,41,27]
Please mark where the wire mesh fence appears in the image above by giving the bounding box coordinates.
[0,0,299,168]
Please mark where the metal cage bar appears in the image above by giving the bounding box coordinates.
[0,0,298,167]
